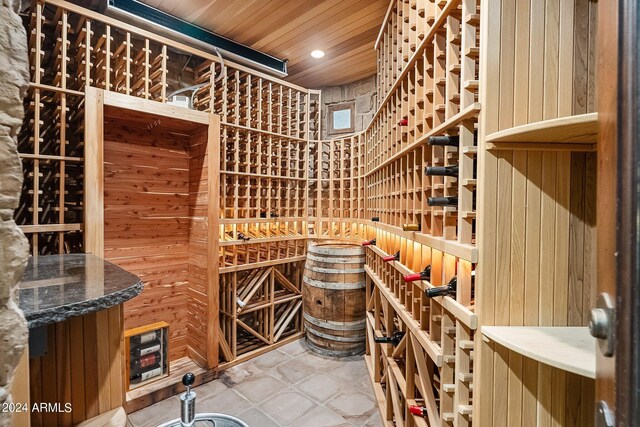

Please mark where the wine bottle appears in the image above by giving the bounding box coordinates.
[371,216,380,222]
[373,331,405,346]
[130,365,163,384]
[426,276,457,298]
[398,117,408,126]
[132,340,162,357]
[237,232,251,241]
[428,135,459,147]
[403,223,421,231]
[428,131,478,147]
[130,330,161,346]
[130,352,161,372]
[382,251,400,262]
[403,265,431,282]
[428,196,458,207]
[409,405,428,417]
[362,238,376,247]
[425,165,459,177]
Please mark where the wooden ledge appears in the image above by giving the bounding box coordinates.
[486,113,598,151]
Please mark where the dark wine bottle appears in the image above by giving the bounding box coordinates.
[130,365,163,384]
[362,238,376,247]
[382,251,400,262]
[403,223,421,231]
[428,196,458,207]
[398,117,408,126]
[425,165,459,177]
[130,352,161,372]
[428,135,459,147]
[371,216,380,222]
[129,330,161,346]
[373,331,405,346]
[428,131,478,147]
[426,276,457,298]
[132,340,162,357]
[404,265,431,282]
[237,232,251,241]
[409,405,428,417]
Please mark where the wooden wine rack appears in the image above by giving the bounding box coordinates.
[218,263,304,365]
[17,3,85,255]
[365,235,476,426]
[188,57,313,366]
[125,322,171,392]
[363,0,480,424]
[308,133,367,241]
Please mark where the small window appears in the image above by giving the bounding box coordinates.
[328,102,355,135]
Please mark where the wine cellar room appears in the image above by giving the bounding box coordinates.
[0,0,638,426]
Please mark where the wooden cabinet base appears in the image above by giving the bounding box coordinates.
[12,349,30,427]
[28,306,125,427]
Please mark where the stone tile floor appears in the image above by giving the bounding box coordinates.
[128,339,382,427]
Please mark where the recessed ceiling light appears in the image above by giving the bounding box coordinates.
[311,50,325,59]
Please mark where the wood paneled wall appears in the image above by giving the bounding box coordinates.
[478,152,596,328]
[103,116,192,362]
[477,151,596,426]
[476,0,598,425]
[29,306,124,427]
[100,106,219,370]
[485,0,597,131]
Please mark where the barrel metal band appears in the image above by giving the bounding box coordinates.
[306,253,366,264]
[308,245,364,256]
[302,276,366,290]
[303,312,366,330]
[305,339,365,357]
[305,265,365,274]
[305,325,366,342]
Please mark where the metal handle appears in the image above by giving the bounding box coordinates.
[595,401,615,427]
[180,373,197,427]
[589,293,615,357]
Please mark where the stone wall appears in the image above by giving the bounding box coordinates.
[320,75,376,139]
[0,0,30,425]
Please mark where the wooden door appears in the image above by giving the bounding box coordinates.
[595,0,640,424]
[610,0,640,424]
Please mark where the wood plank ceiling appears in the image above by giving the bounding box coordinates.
[137,0,390,88]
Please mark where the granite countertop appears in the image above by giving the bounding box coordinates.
[18,254,143,328]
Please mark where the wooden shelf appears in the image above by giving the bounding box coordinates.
[486,113,598,151]
[369,220,479,263]
[482,326,596,379]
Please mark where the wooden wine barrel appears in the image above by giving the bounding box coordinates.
[303,242,366,357]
